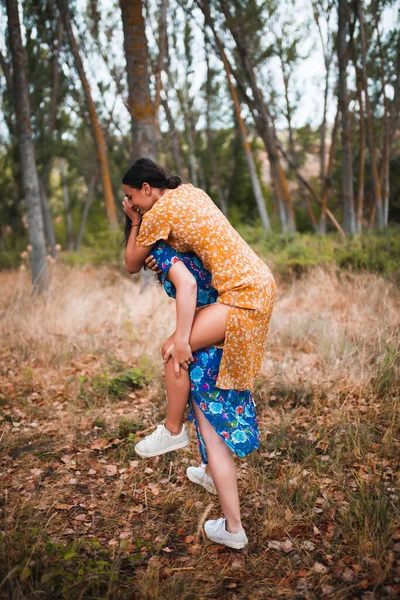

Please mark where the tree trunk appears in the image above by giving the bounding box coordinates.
[199,1,271,231]
[39,15,63,258]
[338,0,356,234]
[153,0,168,132]
[6,0,49,292]
[355,74,365,232]
[374,11,391,227]
[204,28,227,214]
[356,0,384,229]
[161,96,184,174]
[120,0,157,161]
[318,64,330,234]
[76,172,96,251]
[217,0,295,232]
[39,178,57,256]
[59,158,74,250]
[57,0,118,229]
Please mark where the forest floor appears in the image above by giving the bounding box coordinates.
[0,263,399,600]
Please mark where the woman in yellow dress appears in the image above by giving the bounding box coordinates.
[122,158,276,549]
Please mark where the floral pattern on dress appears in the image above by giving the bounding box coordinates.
[137,183,276,390]
[151,240,260,465]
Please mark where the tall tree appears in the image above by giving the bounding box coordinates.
[338,0,356,234]
[312,0,335,233]
[120,0,157,161]
[217,0,296,232]
[198,0,271,232]
[56,0,118,229]
[356,0,384,229]
[5,0,49,291]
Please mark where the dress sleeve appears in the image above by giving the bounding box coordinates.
[136,203,171,247]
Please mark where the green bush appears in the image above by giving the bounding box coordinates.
[236,225,400,280]
[108,366,152,398]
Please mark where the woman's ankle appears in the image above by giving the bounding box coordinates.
[164,420,182,435]
[225,518,243,534]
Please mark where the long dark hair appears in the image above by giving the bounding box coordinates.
[122,157,181,246]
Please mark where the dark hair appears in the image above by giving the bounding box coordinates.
[122,157,181,246]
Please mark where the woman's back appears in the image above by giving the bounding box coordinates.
[137,183,274,311]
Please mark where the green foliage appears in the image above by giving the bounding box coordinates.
[117,417,146,439]
[334,230,400,279]
[108,365,152,398]
[236,224,400,279]
[373,345,400,397]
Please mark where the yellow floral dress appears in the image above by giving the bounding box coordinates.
[136,183,276,390]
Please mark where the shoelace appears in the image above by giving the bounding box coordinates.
[142,424,165,447]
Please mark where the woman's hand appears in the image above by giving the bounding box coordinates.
[145,255,162,274]
[163,341,194,377]
[122,197,141,227]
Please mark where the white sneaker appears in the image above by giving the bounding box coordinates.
[186,463,217,495]
[134,423,189,458]
[204,517,248,550]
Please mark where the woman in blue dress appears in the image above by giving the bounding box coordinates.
[135,240,261,549]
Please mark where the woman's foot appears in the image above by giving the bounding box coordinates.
[134,422,189,458]
[204,517,248,549]
[186,463,217,495]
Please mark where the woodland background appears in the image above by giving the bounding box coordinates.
[0,0,399,598]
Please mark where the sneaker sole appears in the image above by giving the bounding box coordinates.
[186,471,217,495]
[134,437,190,458]
[205,532,248,550]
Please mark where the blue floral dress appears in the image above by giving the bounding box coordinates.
[150,241,261,464]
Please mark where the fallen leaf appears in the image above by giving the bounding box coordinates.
[61,455,72,464]
[184,535,195,544]
[105,465,117,477]
[188,544,201,554]
[88,469,97,475]
[91,439,112,451]
[231,556,246,570]
[54,503,70,511]
[313,562,329,574]
[74,514,88,522]
[30,468,43,476]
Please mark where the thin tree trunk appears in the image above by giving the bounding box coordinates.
[356,0,384,229]
[338,0,356,234]
[39,178,57,255]
[120,0,157,161]
[199,0,271,231]
[76,172,96,251]
[40,15,63,258]
[355,74,365,232]
[216,0,295,232]
[204,28,228,214]
[277,134,346,240]
[59,158,74,250]
[318,64,330,233]
[6,0,49,291]
[374,11,391,227]
[161,96,184,174]
[153,0,168,134]
[57,0,117,229]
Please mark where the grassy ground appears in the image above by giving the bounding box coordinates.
[0,264,399,599]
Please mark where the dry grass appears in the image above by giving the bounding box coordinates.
[0,264,399,599]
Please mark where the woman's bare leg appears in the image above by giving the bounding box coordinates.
[164,303,230,435]
[192,400,243,533]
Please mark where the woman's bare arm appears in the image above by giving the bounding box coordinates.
[125,225,154,274]
[162,261,197,375]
